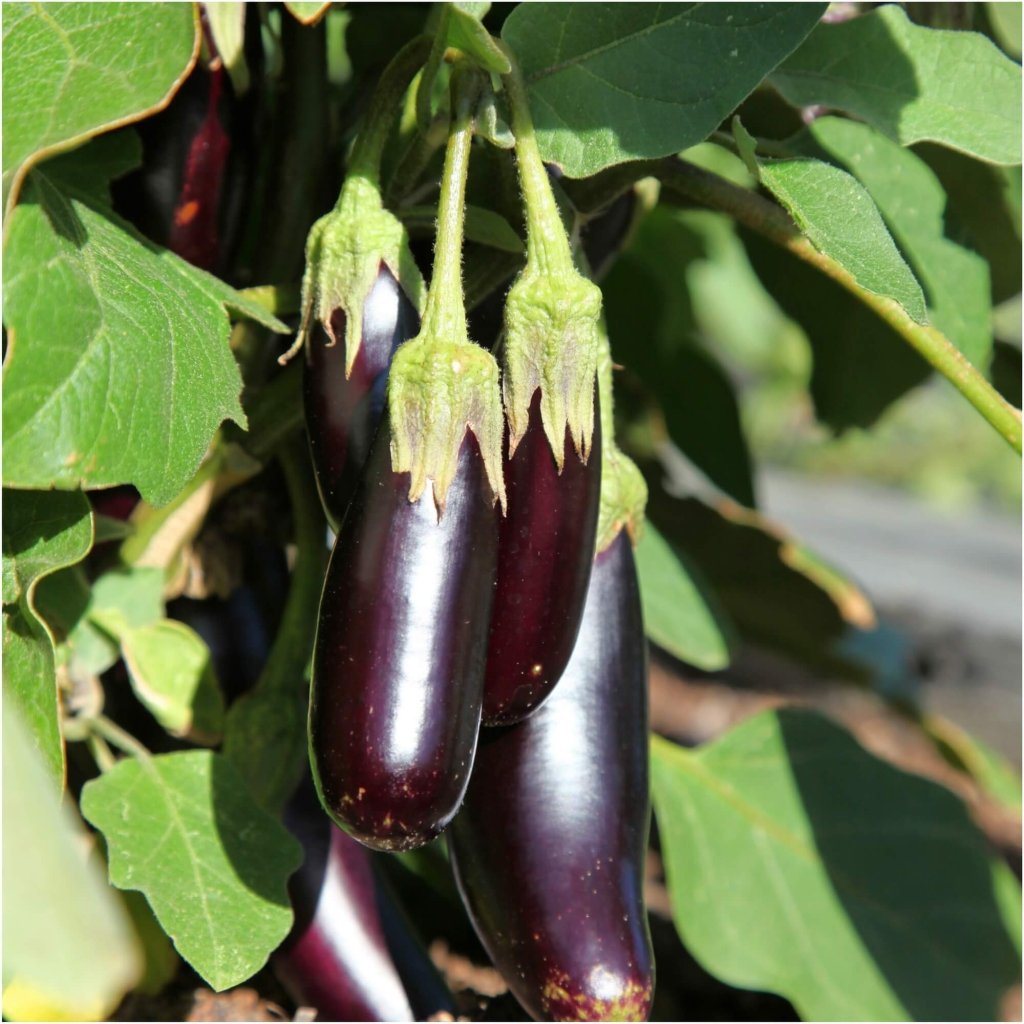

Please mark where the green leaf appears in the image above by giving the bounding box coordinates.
[204,3,250,97]
[2,488,93,607]
[447,4,511,74]
[635,524,732,671]
[120,620,225,743]
[1,3,197,209]
[502,3,826,178]
[283,1,331,25]
[742,228,930,431]
[402,203,524,253]
[80,751,303,991]
[987,2,1023,59]
[651,711,1020,1021]
[796,117,991,369]
[770,6,1022,165]
[3,141,288,506]
[3,702,142,1021]
[1,488,93,787]
[754,154,928,323]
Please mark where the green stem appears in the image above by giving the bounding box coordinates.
[416,5,451,132]
[503,54,574,277]
[387,115,449,205]
[659,157,1023,455]
[346,35,433,187]
[92,715,150,759]
[419,66,480,342]
[86,733,117,773]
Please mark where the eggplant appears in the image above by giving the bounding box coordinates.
[450,533,654,1022]
[303,265,421,529]
[482,392,601,725]
[309,422,498,851]
[276,778,455,1022]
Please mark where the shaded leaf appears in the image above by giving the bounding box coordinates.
[635,523,732,671]
[447,5,511,74]
[502,3,826,178]
[1,2,197,208]
[770,5,1022,165]
[796,117,991,369]
[2,702,141,1021]
[80,751,303,991]
[754,154,928,323]
[651,710,1020,1021]
[2,140,288,506]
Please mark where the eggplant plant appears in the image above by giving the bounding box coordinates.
[3,4,1022,1023]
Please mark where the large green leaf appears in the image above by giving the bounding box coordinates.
[2,137,288,506]
[651,711,1020,1021]
[770,6,1022,165]
[751,152,928,324]
[795,118,991,369]
[502,3,826,178]
[3,703,142,1022]
[1,3,197,209]
[635,524,732,671]
[1,488,93,786]
[80,751,302,991]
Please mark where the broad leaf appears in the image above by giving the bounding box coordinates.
[80,751,303,992]
[770,5,1022,165]
[752,153,928,323]
[651,711,1020,1021]
[2,3,197,209]
[502,3,826,178]
[3,139,289,506]
[635,524,732,671]
[796,117,991,369]
[742,229,930,431]
[926,715,1023,814]
[120,619,225,742]
[1,488,93,786]
[3,703,141,1022]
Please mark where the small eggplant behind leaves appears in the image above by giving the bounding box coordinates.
[309,423,497,851]
[303,266,421,530]
[450,533,654,1022]
[482,391,601,725]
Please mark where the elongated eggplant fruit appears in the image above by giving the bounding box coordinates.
[482,391,601,725]
[303,266,421,529]
[276,778,454,1022]
[309,423,497,851]
[450,534,654,1022]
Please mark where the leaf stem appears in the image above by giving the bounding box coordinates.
[419,65,480,342]
[346,35,433,188]
[91,715,151,759]
[657,157,1023,455]
[502,53,574,277]
[86,732,117,773]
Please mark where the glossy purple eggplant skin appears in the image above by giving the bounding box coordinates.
[276,779,455,1022]
[303,266,421,529]
[450,534,654,1022]
[309,422,498,851]
[482,391,601,725]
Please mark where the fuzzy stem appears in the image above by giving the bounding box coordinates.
[345,35,433,187]
[658,157,1023,455]
[503,55,574,277]
[418,67,480,342]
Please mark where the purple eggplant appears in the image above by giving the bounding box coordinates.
[309,422,498,851]
[303,266,421,529]
[449,533,654,1022]
[482,392,601,725]
[276,778,454,1022]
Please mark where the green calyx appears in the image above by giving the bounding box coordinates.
[594,316,647,553]
[296,175,424,375]
[503,269,602,468]
[388,335,506,514]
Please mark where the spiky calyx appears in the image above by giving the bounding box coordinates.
[388,335,506,515]
[297,175,425,375]
[503,269,602,468]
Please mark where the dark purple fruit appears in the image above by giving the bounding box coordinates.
[309,422,498,851]
[483,391,601,725]
[275,778,454,1022]
[303,265,421,530]
[450,533,654,1022]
